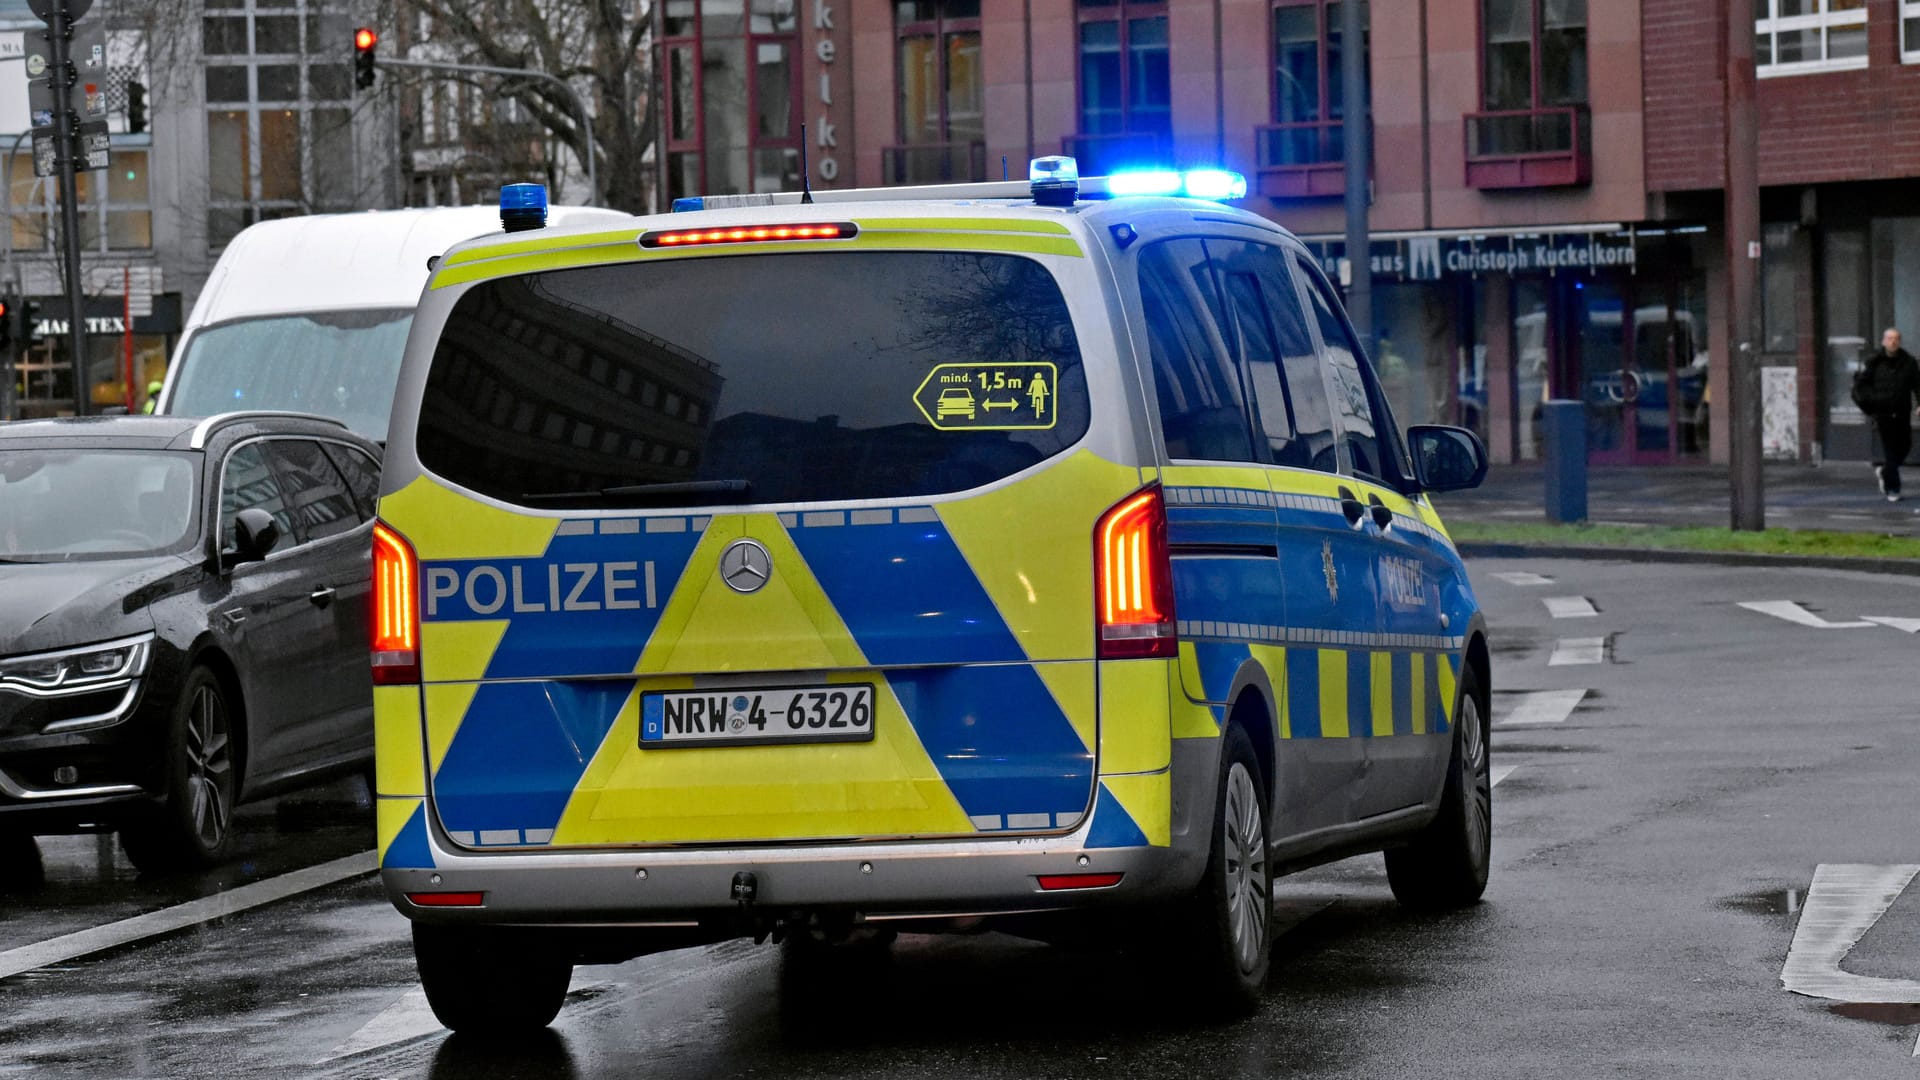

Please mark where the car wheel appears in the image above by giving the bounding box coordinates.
[0,831,44,892]
[120,667,238,875]
[1163,724,1271,1016]
[1384,664,1491,910]
[414,924,573,1034]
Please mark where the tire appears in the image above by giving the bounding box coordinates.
[1385,663,1491,910]
[1165,724,1271,1016]
[414,924,573,1034]
[0,831,44,892]
[120,667,238,875]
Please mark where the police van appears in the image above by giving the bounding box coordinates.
[371,160,1493,1032]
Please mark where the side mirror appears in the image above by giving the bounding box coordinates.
[1406,425,1489,493]
[226,508,280,567]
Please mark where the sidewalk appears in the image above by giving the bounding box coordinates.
[1430,460,1920,536]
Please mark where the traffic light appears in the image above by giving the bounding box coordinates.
[354,28,377,90]
[16,299,40,351]
[0,297,14,353]
[126,81,147,135]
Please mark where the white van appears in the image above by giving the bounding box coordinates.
[156,204,629,441]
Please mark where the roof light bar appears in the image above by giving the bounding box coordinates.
[638,222,858,248]
[1106,167,1248,202]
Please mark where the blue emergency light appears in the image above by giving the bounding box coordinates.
[1105,167,1247,201]
[500,183,549,232]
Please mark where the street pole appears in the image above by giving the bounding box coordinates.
[1340,0,1371,356]
[44,3,87,417]
[376,56,597,203]
[1725,0,1764,530]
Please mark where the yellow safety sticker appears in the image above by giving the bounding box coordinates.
[913,362,1058,431]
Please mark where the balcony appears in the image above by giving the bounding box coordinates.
[1061,132,1171,178]
[1463,105,1591,190]
[1254,119,1355,199]
[881,141,989,186]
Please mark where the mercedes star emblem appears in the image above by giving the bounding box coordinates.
[719,538,773,594]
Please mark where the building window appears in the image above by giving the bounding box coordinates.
[1468,0,1588,182]
[1072,0,1170,173]
[1903,0,1920,61]
[1756,0,1868,76]
[1264,1,1363,172]
[889,0,984,184]
[203,0,358,249]
[1482,0,1586,113]
[662,0,801,203]
[9,148,153,252]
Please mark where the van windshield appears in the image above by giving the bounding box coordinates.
[168,309,413,440]
[414,251,1090,508]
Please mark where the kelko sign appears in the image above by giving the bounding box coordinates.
[806,0,851,186]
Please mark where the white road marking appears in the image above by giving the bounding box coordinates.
[1491,571,1554,587]
[1862,616,1920,634]
[1490,764,1519,787]
[1543,596,1598,618]
[1548,637,1606,666]
[1494,689,1587,729]
[0,850,374,981]
[1738,600,1874,629]
[1780,863,1920,1004]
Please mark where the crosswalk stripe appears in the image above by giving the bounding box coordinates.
[1738,600,1873,629]
[1548,637,1606,666]
[1491,571,1554,587]
[1493,689,1586,728]
[1544,596,1598,618]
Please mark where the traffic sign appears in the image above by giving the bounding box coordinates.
[26,0,90,21]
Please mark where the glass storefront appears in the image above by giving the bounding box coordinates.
[5,296,182,420]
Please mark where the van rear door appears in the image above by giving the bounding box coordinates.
[387,243,1140,850]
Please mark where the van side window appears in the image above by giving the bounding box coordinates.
[1203,240,1328,472]
[1294,257,1386,480]
[1139,239,1257,463]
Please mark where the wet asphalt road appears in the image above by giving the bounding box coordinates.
[3,556,1920,1078]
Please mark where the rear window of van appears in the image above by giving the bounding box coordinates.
[414,251,1090,508]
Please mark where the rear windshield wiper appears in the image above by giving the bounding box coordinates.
[522,479,753,506]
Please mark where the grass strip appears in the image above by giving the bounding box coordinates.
[1447,519,1920,561]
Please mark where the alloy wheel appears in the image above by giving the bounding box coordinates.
[1221,762,1269,974]
[1459,694,1491,870]
[182,684,233,850]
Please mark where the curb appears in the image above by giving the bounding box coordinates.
[1456,541,1920,577]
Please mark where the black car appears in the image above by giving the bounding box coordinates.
[0,412,381,872]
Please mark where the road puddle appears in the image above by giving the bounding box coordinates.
[1828,1002,1920,1026]
[1719,888,1802,916]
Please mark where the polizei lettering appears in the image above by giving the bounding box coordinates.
[423,560,659,618]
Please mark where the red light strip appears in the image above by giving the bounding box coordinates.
[406,891,485,907]
[640,222,858,249]
[1036,873,1125,892]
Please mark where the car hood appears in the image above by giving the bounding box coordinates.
[0,556,191,655]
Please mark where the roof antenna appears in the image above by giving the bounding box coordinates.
[1002,156,1009,182]
[800,124,815,204]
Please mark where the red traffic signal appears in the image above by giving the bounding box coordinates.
[354,27,377,51]
[354,28,378,90]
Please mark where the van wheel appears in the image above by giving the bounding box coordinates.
[1164,724,1271,1016]
[414,924,573,1033]
[1385,665,1491,910]
[120,667,237,875]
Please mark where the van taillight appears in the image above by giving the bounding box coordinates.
[1095,486,1176,660]
[371,522,420,685]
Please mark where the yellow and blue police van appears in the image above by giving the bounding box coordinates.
[369,165,1494,1032]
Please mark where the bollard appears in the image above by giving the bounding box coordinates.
[1542,399,1587,524]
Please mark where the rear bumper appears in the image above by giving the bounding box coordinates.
[383,811,1204,926]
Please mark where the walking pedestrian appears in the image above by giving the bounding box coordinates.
[1854,328,1920,501]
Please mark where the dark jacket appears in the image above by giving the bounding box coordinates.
[1860,348,1920,418]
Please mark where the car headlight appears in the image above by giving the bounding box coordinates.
[0,634,155,694]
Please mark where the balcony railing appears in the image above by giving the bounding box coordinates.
[1061,132,1171,178]
[1463,105,1592,189]
[1254,119,1356,199]
[881,141,989,186]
